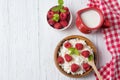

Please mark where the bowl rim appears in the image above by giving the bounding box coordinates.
[47,6,72,31]
[54,35,97,78]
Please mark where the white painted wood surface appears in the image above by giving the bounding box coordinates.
[1,0,118,80]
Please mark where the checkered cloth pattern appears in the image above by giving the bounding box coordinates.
[88,0,120,80]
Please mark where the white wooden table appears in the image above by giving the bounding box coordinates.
[1,0,120,80]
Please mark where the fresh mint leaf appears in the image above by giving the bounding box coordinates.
[51,5,63,12]
[58,5,63,9]
[88,54,94,61]
[58,0,64,5]
[68,48,79,55]
[68,48,75,55]
[52,0,64,12]
[74,49,79,55]
[51,6,60,12]
[60,8,66,13]
[52,14,59,22]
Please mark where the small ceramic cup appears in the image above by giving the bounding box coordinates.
[76,7,104,34]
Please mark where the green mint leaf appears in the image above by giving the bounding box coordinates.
[68,48,79,55]
[68,48,75,55]
[60,8,66,13]
[58,0,64,5]
[88,54,94,61]
[52,14,59,22]
[58,5,63,9]
[52,6,60,12]
[74,49,79,55]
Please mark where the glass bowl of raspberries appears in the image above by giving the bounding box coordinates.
[47,0,72,31]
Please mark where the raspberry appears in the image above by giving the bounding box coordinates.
[75,43,83,50]
[60,20,68,27]
[64,54,72,62]
[48,19,56,26]
[71,63,80,72]
[63,7,70,15]
[81,50,90,58]
[60,12,67,20]
[47,11,54,19]
[57,56,64,64]
[64,42,72,48]
[54,23,63,29]
[64,7,69,12]
[82,63,90,71]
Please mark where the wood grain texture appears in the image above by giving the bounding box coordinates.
[0,0,113,80]
[0,0,40,80]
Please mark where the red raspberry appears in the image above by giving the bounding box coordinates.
[60,20,68,27]
[75,43,83,50]
[64,7,69,12]
[48,19,56,26]
[57,56,64,64]
[64,54,72,62]
[81,50,90,58]
[64,42,72,48]
[47,11,54,19]
[54,23,63,29]
[60,12,67,20]
[63,7,70,15]
[67,15,70,22]
[71,63,80,72]
[82,63,90,71]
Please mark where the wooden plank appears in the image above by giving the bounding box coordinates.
[0,0,9,80]
[7,0,40,80]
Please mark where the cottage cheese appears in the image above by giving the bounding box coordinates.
[58,38,94,75]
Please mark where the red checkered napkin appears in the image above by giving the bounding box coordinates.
[88,0,120,80]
